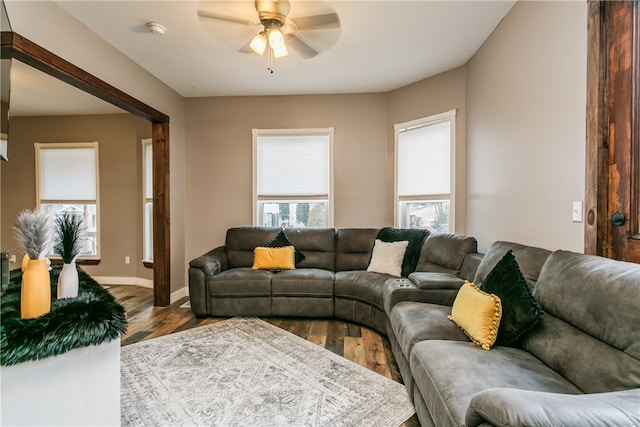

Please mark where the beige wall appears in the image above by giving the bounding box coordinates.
[466,0,587,251]
[6,0,187,293]
[0,114,152,279]
[184,94,390,261]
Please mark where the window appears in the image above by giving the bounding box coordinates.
[142,138,153,261]
[253,128,334,228]
[395,110,456,233]
[35,142,100,258]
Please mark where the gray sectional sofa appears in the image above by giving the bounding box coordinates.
[189,227,640,427]
[189,227,478,332]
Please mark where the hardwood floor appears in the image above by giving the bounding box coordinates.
[107,284,420,427]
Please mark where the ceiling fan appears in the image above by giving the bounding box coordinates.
[198,0,340,71]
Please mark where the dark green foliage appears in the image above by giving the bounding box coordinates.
[54,213,87,263]
[1,265,127,366]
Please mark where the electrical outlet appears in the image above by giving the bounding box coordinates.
[9,255,16,263]
[572,201,583,222]
[125,256,131,265]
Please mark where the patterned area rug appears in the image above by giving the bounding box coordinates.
[121,318,415,426]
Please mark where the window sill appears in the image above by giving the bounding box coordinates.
[50,258,101,266]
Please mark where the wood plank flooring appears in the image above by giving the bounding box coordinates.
[107,285,420,427]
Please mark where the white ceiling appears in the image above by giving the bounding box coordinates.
[54,0,515,97]
[5,1,515,115]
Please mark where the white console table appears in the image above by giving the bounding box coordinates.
[1,338,120,426]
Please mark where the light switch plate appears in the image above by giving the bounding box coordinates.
[572,201,583,222]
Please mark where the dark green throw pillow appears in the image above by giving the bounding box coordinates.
[266,230,305,265]
[377,227,429,277]
[480,250,543,346]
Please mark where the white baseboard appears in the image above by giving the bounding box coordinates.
[93,276,153,288]
[170,287,189,304]
[94,277,188,304]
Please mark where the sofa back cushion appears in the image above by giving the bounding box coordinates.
[335,228,380,271]
[226,227,335,270]
[415,233,478,274]
[523,251,640,393]
[473,241,551,289]
[282,228,335,271]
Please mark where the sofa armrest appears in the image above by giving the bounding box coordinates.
[383,273,463,315]
[188,246,228,316]
[465,388,640,427]
[460,253,484,282]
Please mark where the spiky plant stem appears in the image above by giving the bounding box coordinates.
[54,213,87,264]
[14,210,53,259]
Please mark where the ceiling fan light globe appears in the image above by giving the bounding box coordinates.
[273,45,288,58]
[250,32,267,55]
[268,28,286,49]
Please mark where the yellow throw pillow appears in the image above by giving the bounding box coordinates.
[448,281,502,350]
[252,246,296,271]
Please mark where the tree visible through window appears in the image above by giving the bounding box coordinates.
[253,129,334,228]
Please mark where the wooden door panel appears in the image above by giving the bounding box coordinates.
[586,0,640,263]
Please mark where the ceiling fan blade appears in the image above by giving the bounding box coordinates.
[238,37,254,54]
[197,9,256,26]
[286,35,318,59]
[293,13,340,30]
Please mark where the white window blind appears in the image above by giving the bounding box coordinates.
[253,129,334,228]
[397,120,450,197]
[257,134,329,197]
[39,147,97,200]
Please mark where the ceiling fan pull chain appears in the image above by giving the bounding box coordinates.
[267,45,275,74]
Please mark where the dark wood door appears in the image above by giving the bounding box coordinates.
[586,0,640,263]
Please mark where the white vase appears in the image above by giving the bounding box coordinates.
[57,261,79,299]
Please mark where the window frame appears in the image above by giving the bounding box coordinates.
[252,128,335,228]
[142,138,153,263]
[394,110,457,233]
[35,141,100,260]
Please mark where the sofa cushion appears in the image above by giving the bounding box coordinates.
[226,227,280,268]
[366,239,408,277]
[271,269,334,297]
[377,227,429,277]
[473,241,551,288]
[448,282,502,350]
[334,270,394,311]
[210,267,272,296]
[284,228,336,271]
[523,251,640,393]
[416,233,478,274]
[480,250,543,346]
[410,340,582,427]
[335,228,379,271]
[252,246,296,271]
[389,302,468,361]
[265,230,305,265]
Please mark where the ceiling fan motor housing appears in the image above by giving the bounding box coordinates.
[255,0,291,26]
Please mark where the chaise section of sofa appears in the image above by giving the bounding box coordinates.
[387,243,640,427]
